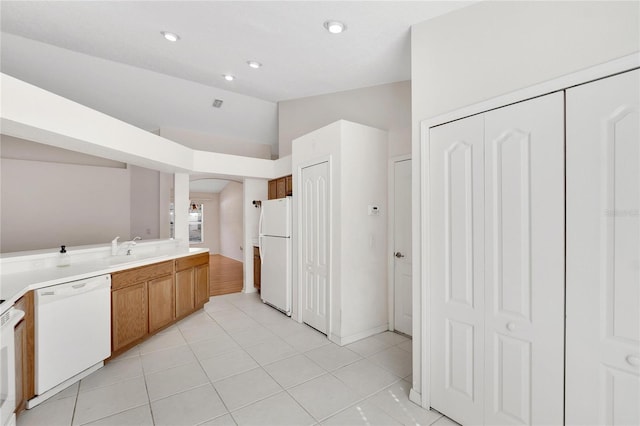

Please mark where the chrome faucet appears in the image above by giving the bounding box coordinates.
[124,236,142,255]
[111,236,142,255]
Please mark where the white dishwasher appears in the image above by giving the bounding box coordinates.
[33,274,111,403]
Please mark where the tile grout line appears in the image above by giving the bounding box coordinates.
[217,295,320,422]
[222,294,412,424]
[71,374,149,426]
[64,294,409,426]
[176,309,236,425]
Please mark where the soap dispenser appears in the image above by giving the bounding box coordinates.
[58,245,71,267]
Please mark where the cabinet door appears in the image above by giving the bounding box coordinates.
[566,69,640,425]
[276,177,286,198]
[285,175,293,196]
[112,283,148,352]
[268,180,278,200]
[175,268,195,318]
[484,92,564,425]
[253,247,261,290]
[148,275,174,333]
[13,291,34,410]
[195,264,210,307]
[429,114,485,425]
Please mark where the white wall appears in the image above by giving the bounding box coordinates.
[0,135,173,252]
[339,123,388,339]
[0,134,125,168]
[292,120,388,345]
[1,73,280,179]
[159,172,172,239]
[173,173,189,249]
[411,1,640,123]
[160,127,272,160]
[279,81,410,159]
[130,165,160,239]
[0,158,130,252]
[219,181,244,262]
[189,191,220,254]
[409,0,640,405]
[242,178,268,292]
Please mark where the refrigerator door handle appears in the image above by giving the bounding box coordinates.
[258,208,264,264]
[259,236,264,265]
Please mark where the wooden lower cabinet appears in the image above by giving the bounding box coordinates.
[111,282,148,352]
[195,264,210,307]
[148,275,175,333]
[111,260,172,354]
[253,246,261,291]
[176,252,210,318]
[175,268,195,318]
[14,291,34,415]
[110,254,209,357]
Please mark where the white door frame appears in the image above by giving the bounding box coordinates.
[412,53,640,409]
[388,154,411,332]
[295,156,332,337]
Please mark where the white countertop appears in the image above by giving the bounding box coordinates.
[0,247,209,315]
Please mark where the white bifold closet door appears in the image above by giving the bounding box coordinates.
[429,114,486,424]
[566,69,640,425]
[429,92,564,425]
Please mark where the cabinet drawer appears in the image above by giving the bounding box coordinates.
[175,253,209,271]
[111,260,174,290]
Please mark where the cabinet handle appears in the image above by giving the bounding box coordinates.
[506,322,516,332]
[626,355,640,367]
[395,252,405,258]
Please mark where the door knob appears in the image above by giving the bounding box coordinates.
[626,355,640,367]
[395,252,405,258]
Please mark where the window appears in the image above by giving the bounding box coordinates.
[188,202,203,243]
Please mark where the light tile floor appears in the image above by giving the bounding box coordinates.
[18,292,459,426]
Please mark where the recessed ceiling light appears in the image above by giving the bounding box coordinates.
[161,31,180,42]
[323,20,346,34]
[247,60,262,69]
[223,74,235,82]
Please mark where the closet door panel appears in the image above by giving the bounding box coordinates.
[566,68,640,426]
[429,114,485,425]
[484,92,564,425]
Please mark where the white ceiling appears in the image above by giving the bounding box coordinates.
[0,1,472,156]
[190,178,230,194]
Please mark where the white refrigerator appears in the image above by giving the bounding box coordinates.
[259,197,292,316]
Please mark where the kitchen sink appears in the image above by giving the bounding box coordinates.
[102,253,170,267]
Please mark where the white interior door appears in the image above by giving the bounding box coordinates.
[429,114,485,425]
[301,161,329,334]
[483,92,564,425]
[566,69,640,425]
[393,158,412,336]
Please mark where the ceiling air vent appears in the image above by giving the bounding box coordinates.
[212,99,224,108]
